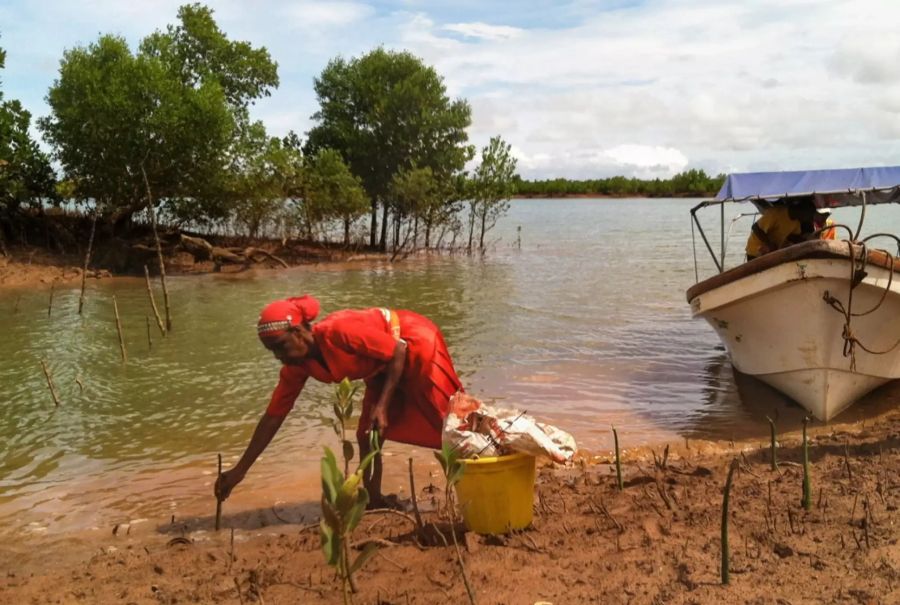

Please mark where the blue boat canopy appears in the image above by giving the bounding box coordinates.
[716,166,900,207]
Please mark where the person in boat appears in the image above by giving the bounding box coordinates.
[214,295,462,509]
[745,196,822,261]
[815,207,837,240]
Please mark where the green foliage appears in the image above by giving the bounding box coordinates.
[513,169,726,198]
[434,441,465,490]
[39,4,278,225]
[305,149,369,245]
[307,47,473,248]
[139,3,279,110]
[320,429,380,603]
[1,99,57,211]
[0,38,56,212]
[332,377,361,476]
[468,136,518,252]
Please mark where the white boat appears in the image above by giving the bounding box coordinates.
[687,167,900,421]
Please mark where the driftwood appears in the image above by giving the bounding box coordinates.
[178,234,288,268]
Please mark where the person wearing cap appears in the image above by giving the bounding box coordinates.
[745,196,821,261]
[214,295,462,508]
[815,207,836,240]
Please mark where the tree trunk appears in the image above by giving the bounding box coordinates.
[344,217,350,247]
[369,199,378,247]
[393,212,401,252]
[467,203,476,253]
[413,215,419,249]
[379,202,389,251]
[479,206,488,251]
[425,222,431,249]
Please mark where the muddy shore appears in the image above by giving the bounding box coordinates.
[2,408,899,604]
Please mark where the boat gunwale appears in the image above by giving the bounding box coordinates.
[686,240,900,302]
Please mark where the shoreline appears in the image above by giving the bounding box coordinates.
[3,406,899,603]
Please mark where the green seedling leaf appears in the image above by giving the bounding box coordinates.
[358,449,379,474]
[449,465,465,487]
[342,440,355,465]
[321,496,342,532]
[347,487,369,532]
[369,428,381,454]
[320,519,340,567]
[349,542,379,575]
[333,402,344,422]
[336,473,362,515]
[321,448,342,503]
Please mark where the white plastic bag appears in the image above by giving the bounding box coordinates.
[443,393,577,463]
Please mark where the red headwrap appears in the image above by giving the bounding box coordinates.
[257,296,320,340]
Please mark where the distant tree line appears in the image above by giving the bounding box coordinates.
[513,169,725,198]
[0,3,517,257]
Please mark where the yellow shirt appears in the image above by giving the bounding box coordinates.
[745,206,802,258]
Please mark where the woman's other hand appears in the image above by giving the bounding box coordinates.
[215,468,245,501]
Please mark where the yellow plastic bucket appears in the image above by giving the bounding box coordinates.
[455,452,536,534]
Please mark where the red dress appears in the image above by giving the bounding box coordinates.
[266,308,462,449]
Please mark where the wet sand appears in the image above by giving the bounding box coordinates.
[3,408,900,604]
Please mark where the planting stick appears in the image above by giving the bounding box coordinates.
[801,417,812,511]
[144,265,166,336]
[78,212,97,315]
[612,426,623,490]
[146,316,152,351]
[721,458,738,585]
[141,165,171,332]
[75,375,84,394]
[113,295,127,363]
[765,415,778,471]
[40,359,61,407]
[216,453,223,531]
[47,283,54,317]
[408,457,424,535]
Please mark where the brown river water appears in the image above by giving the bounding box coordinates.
[2,198,898,564]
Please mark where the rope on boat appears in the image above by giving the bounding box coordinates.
[822,238,900,371]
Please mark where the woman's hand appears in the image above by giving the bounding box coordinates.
[215,467,245,501]
[370,402,390,433]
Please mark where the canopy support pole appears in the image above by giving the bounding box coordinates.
[691,204,723,274]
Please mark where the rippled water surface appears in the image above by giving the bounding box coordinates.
[2,198,899,544]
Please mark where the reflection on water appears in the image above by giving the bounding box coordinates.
[1,198,897,547]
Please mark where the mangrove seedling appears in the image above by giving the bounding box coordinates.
[434,441,476,605]
[320,430,381,604]
[721,457,738,585]
[801,416,812,511]
[612,425,623,490]
[333,378,360,477]
[765,415,778,471]
[215,453,223,531]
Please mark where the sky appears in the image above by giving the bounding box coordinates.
[2,0,900,180]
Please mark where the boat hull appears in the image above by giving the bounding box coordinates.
[689,244,900,420]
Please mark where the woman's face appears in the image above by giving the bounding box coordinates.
[265,325,314,365]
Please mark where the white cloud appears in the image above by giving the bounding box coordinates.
[282,1,374,29]
[7,0,900,179]
[602,145,688,178]
[442,22,524,41]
